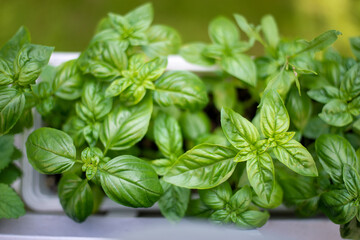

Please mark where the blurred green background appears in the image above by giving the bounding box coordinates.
[1,0,359,55]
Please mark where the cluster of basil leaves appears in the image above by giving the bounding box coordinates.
[0,2,357,237]
[0,26,54,219]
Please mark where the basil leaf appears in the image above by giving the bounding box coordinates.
[343,164,360,198]
[350,37,360,59]
[0,164,21,185]
[319,99,353,127]
[286,87,312,131]
[0,59,13,85]
[340,218,360,239]
[0,184,25,219]
[233,14,260,40]
[221,107,259,150]
[78,40,128,81]
[315,134,359,184]
[296,30,341,55]
[150,158,173,176]
[179,111,211,141]
[125,2,153,32]
[105,77,132,98]
[235,210,269,228]
[340,63,360,101]
[303,116,330,139]
[198,181,232,210]
[213,81,236,111]
[0,87,25,135]
[154,112,183,159]
[143,25,181,57]
[163,144,237,189]
[261,15,279,49]
[221,53,257,87]
[26,127,76,174]
[247,152,275,201]
[138,57,167,82]
[348,96,360,116]
[186,198,214,218]
[0,26,30,62]
[307,86,340,104]
[53,60,83,100]
[180,43,215,66]
[153,71,208,111]
[264,70,295,98]
[14,44,54,86]
[273,139,318,176]
[210,209,231,224]
[320,189,357,224]
[230,185,252,212]
[0,135,14,171]
[260,90,289,138]
[58,174,93,223]
[209,16,239,47]
[100,94,152,151]
[99,155,162,208]
[158,180,190,222]
[253,181,283,209]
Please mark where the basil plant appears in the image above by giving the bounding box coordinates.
[0,2,356,239]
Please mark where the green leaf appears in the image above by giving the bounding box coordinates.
[105,77,132,98]
[180,43,215,66]
[348,96,360,116]
[143,25,181,57]
[153,71,208,111]
[319,99,353,127]
[125,2,153,32]
[261,15,279,49]
[209,16,239,47]
[76,81,112,122]
[221,107,259,150]
[0,164,21,185]
[0,26,30,62]
[99,155,163,208]
[163,144,237,189]
[343,164,360,198]
[307,86,340,104]
[247,152,275,201]
[100,94,152,151]
[235,210,269,228]
[158,180,190,222]
[78,40,128,81]
[154,112,183,159]
[138,57,167,82]
[315,134,359,184]
[273,139,318,176]
[286,87,312,131]
[53,59,83,100]
[340,218,360,239]
[213,81,236,111]
[198,181,232,210]
[320,189,357,224]
[186,198,214,218]
[264,70,295,98]
[340,64,360,101]
[350,37,360,59]
[253,181,283,209]
[260,90,289,138]
[0,183,25,219]
[179,111,211,141]
[14,44,54,86]
[150,158,173,176]
[295,30,341,55]
[233,14,260,41]
[0,87,25,135]
[230,185,252,212]
[210,209,232,224]
[58,174,93,223]
[26,127,76,174]
[303,116,330,139]
[221,53,257,87]
[0,135,14,171]
[0,59,13,85]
